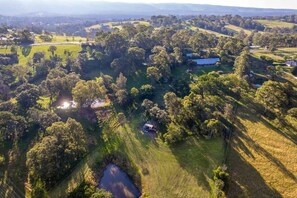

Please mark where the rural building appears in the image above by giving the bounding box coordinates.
[286,60,297,67]
[191,58,220,66]
[143,123,157,133]
[249,45,261,49]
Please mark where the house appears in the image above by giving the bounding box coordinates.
[286,60,297,67]
[143,123,157,133]
[191,58,220,66]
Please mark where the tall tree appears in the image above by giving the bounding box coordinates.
[26,118,87,187]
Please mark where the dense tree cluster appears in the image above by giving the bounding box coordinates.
[27,118,87,187]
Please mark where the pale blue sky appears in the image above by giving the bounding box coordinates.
[91,0,297,9]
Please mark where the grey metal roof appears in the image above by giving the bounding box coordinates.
[192,58,220,65]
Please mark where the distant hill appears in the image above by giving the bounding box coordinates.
[0,1,297,17]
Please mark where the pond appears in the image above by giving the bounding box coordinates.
[99,164,141,198]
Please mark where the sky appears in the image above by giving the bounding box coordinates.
[90,0,297,9]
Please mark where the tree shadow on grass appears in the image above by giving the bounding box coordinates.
[226,144,282,198]
[169,137,222,193]
[234,124,297,183]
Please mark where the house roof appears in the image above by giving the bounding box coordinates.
[192,58,220,65]
[286,61,297,66]
[144,124,154,128]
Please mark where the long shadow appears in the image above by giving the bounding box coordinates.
[226,144,282,198]
[235,126,297,182]
[259,116,297,144]
[237,100,297,145]
[169,138,220,192]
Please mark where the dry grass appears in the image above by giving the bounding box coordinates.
[225,24,252,35]
[255,20,296,29]
[188,25,229,37]
[227,107,297,198]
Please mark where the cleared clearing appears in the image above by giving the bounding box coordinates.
[87,20,150,31]
[0,45,81,65]
[225,24,252,35]
[35,35,87,43]
[188,25,229,37]
[49,114,224,198]
[255,20,296,29]
[251,47,297,63]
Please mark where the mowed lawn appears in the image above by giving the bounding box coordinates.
[0,45,82,65]
[49,113,225,198]
[255,20,296,29]
[227,106,297,198]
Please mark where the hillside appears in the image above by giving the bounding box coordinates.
[1,1,297,17]
[225,24,252,35]
[49,114,224,198]
[227,104,297,197]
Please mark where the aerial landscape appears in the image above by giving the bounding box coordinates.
[0,0,297,197]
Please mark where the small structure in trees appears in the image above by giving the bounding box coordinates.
[142,123,157,133]
[191,58,220,66]
[286,60,297,67]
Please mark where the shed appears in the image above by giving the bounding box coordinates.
[192,58,220,66]
[143,123,157,133]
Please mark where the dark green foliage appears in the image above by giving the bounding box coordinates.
[31,179,48,198]
[164,122,184,144]
[211,166,229,198]
[21,46,32,57]
[105,32,128,58]
[0,111,27,141]
[234,49,251,78]
[292,66,297,76]
[140,84,154,99]
[256,81,295,115]
[68,181,112,198]
[26,118,87,187]
[16,84,40,110]
[141,99,169,124]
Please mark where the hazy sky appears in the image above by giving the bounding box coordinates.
[91,0,297,9]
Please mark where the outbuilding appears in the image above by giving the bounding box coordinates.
[191,58,220,66]
[143,123,157,133]
[286,60,297,67]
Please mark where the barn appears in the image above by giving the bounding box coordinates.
[191,58,220,66]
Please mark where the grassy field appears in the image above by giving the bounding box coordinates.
[255,20,296,29]
[35,34,87,43]
[188,25,229,37]
[87,20,150,31]
[225,24,252,35]
[0,45,82,65]
[48,112,225,198]
[227,105,297,197]
[251,47,297,64]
